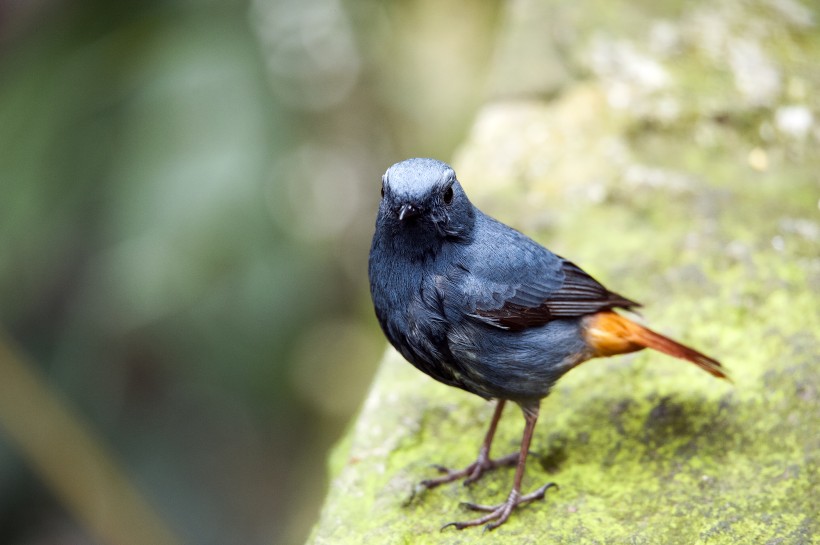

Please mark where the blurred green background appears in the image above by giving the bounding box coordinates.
[0,0,501,544]
[2,0,818,544]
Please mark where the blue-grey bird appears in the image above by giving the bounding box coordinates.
[368,158,727,530]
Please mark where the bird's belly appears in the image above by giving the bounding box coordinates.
[448,318,592,402]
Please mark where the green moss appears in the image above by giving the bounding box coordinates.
[308,0,819,542]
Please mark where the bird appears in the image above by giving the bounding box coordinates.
[368,157,728,531]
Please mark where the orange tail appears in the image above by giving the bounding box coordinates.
[583,311,729,380]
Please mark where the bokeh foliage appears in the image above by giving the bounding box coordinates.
[0,0,501,544]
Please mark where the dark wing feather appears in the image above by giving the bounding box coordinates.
[452,213,639,331]
[548,261,639,315]
[471,260,640,331]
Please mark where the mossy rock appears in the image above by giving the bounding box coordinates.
[308,0,819,542]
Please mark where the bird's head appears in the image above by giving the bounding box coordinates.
[375,158,475,254]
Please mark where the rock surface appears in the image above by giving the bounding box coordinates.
[308,0,819,542]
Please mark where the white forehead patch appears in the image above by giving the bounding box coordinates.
[384,158,455,198]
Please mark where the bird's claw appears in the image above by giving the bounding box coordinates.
[440,482,557,531]
[420,452,519,490]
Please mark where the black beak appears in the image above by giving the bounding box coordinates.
[398,203,419,221]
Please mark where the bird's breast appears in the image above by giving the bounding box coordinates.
[369,252,465,388]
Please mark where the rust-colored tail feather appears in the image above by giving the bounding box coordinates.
[584,311,729,381]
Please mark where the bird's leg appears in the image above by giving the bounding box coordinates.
[442,403,557,531]
[421,400,517,489]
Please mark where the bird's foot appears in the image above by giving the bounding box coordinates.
[441,482,557,531]
[420,452,518,489]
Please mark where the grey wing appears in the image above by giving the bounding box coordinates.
[451,239,639,331]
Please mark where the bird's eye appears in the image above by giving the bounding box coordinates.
[443,185,454,205]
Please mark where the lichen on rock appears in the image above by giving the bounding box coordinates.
[307,0,819,542]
